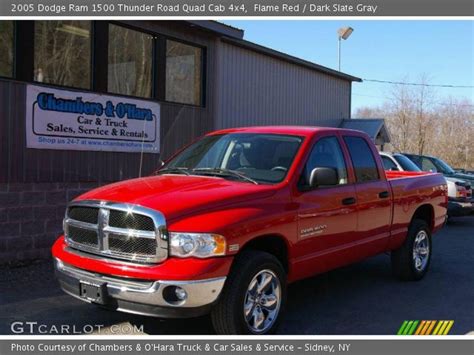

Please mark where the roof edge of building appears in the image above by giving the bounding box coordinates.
[184,21,361,82]
[340,118,391,143]
[185,20,244,39]
[221,36,362,83]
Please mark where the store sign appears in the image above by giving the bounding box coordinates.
[26,85,160,153]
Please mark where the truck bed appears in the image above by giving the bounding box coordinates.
[386,170,447,250]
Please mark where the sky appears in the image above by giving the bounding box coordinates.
[221,20,474,114]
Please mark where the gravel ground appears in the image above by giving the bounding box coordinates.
[1,216,473,335]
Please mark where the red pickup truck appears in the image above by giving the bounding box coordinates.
[52,126,447,334]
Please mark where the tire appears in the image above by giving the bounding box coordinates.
[211,250,287,335]
[391,219,432,281]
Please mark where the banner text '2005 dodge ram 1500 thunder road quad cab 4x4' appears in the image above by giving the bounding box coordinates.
[52,126,448,334]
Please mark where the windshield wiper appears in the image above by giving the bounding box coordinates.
[155,167,191,175]
[192,168,259,185]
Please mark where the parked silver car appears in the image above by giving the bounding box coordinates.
[380,152,473,218]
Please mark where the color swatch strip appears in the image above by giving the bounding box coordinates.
[397,320,454,335]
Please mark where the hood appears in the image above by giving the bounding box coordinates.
[77,174,276,222]
[445,176,467,184]
[450,173,474,184]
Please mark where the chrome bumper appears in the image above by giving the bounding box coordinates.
[54,258,226,318]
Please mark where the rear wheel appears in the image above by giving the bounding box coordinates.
[211,250,287,334]
[391,219,432,281]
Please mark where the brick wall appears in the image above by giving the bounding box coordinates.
[0,182,101,264]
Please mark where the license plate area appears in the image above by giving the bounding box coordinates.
[79,281,107,305]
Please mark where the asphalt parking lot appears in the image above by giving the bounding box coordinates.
[1,216,473,335]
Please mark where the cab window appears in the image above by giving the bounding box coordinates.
[344,136,380,182]
[300,136,348,188]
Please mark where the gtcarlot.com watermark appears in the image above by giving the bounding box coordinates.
[11,321,144,334]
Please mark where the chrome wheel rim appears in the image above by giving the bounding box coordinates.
[244,269,281,333]
[413,230,430,271]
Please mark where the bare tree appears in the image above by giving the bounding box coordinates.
[354,76,474,170]
[412,74,436,155]
[430,98,474,170]
[387,79,416,153]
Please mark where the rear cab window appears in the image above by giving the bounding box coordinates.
[343,136,380,182]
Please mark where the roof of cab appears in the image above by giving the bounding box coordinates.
[208,126,365,138]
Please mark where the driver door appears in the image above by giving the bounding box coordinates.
[293,135,358,280]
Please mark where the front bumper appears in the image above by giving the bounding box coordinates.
[54,258,226,318]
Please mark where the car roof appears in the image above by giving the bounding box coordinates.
[403,153,436,159]
[379,152,404,157]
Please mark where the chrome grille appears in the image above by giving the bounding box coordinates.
[64,201,168,263]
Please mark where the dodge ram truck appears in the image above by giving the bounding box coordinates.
[52,126,448,334]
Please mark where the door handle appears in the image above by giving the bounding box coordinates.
[378,191,390,199]
[342,197,356,205]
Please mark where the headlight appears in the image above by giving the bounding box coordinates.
[169,232,226,258]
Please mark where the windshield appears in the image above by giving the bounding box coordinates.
[394,154,421,172]
[433,157,456,174]
[162,133,303,184]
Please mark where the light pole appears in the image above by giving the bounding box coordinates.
[337,27,354,71]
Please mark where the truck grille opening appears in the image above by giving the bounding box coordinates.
[64,202,167,263]
[67,225,98,247]
[109,233,157,255]
[68,207,99,224]
[108,210,155,231]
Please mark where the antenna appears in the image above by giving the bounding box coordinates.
[138,114,148,178]
[160,105,186,163]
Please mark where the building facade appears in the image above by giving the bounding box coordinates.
[0,20,362,263]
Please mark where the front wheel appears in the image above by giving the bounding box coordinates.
[211,250,287,334]
[391,219,432,281]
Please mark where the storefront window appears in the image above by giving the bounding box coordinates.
[34,21,91,89]
[108,24,153,98]
[166,40,202,106]
[0,21,14,77]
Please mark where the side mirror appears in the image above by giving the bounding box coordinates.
[309,167,338,188]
